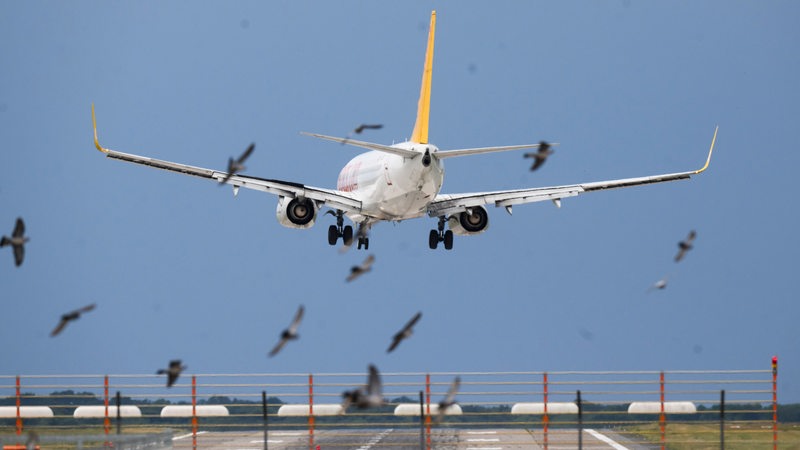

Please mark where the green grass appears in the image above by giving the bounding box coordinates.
[623,422,800,450]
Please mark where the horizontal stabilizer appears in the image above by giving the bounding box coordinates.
[300,132,420,158]
[436,143,554,159]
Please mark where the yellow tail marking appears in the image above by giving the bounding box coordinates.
[410,11,436,144]
[91,103,109,154]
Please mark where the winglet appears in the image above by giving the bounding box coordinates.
[91,103,109,154]
[694,126,718,174]
[410,11,436,144]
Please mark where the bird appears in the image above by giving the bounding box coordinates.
[25,431,38,450]
[647,276,669,292]
[1,217,29,267]
[346,254,375,282]
[268,305,305,357]
[219,143,255,185]
[341,365,384,412]
[523,142,554,172]
[387,311,422,353]
[50,303,96,337]
[353,124,383,134]
[436,376,461,422]
[157,360,186,388]
[674,230,696,262]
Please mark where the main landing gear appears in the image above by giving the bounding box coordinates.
[326,210,369,250]
[429,216,453,250]
[327,210,353,246]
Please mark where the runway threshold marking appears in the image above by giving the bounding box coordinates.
[585,429,630,450]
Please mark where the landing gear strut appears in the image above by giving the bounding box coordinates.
[429,216,453,250]
[326,210,353,246]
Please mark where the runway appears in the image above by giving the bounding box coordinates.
[172,428,659,449]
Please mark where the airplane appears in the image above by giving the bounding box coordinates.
[91,10,717,251]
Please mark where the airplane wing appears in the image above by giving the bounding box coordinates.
[428,127,717,217]
[92,106,362,214]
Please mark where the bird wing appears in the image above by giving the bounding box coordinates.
[77,303,97,314]
[236,143,255,164]
[530,156,547,172]
[12,218,24,238]
[443,376,461,404]
[345,269,362,283]
[402,312,423,332]
[366,365,382,397]
[268,338,287,357]
[12,243,24,267]
[428,127,717,218]
[361,254,375,270]
[387,337,401,353]
[50,319,68,337]
[93,106,363,216]
[288,305,305,333]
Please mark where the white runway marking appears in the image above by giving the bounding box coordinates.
[467,431,498,434]
[249,440,284,444]
[585,429,630,450]
[356,428,393,450]
[467,438,500,442]
[172,431,208,441]
[467,447,502,450]
[273,431,302,436]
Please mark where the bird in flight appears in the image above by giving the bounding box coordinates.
[387,311,422,353]
[268,305,305,357]
[647,276,668,292]
[157,360,187,388]
[219,143,255,185]
[341,364,385,412]
[1,217,29,267]
[436,376,461,422]
[50,303,96,337]
[674,230,696,262]
[523,141,554,172]
[353,124,383,134]
[346,254,375,282]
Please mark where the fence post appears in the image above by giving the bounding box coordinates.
[103,375,110,447]
[192,375,197,450]
[268,391,269,450]
[15,375,22,436]
[308,374,314,450]
[425,374,431,450]
[419,391,425,450]
[577,390,583,450]
[543,372,549,450]
[660,371,665,450]
[772,356,778,450]
[116,391,122,435]
[720,389,725,450]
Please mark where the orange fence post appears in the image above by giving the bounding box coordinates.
[15,375,22,436]
[659,371,665,450]
[192,375,197,450]
[543,372,548,450]
[425,374,431,450]
[104,375,110,437]
[308,374,314,450]
[773,356,778,450]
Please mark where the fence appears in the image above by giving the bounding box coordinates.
[0,360,780,449]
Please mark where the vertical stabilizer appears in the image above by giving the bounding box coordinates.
[410,11,436,144]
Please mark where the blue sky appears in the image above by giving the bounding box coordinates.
[1,2,799,402]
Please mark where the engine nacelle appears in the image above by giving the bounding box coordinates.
[276,196,317,229]
[447,206,490,235]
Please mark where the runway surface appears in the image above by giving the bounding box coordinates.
[172,428,659,449]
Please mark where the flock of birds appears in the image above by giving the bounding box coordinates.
[1,122,696,417]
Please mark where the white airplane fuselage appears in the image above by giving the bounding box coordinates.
[337,143,444,221]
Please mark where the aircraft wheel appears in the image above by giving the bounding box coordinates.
[343,225,354,246]
[443,230,453,250]
[328,225,339,245]
[363,238,370,250]
[429,230,439,249]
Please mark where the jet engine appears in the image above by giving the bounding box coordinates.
[276,196,317,229]
[447,206,489,235]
